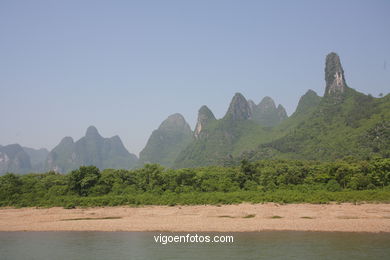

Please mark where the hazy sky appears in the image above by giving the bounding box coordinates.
[1,0,389,155]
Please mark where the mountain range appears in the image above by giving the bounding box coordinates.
[45,126,138,173]
[1,52,389,174]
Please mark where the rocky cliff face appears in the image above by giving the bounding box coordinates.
[324,52,347,99]
[139,114,193,167]
[45,126,138,173]
[224,93,252,121]
[194,105,216,139]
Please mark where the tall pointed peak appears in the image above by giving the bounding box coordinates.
[258,96,276,111]
[276,104,288,119]
[324,52,347,97]
[224,93,251,120]
[85,125,101,138]
[194,105,216,139]
[198,105,216,121]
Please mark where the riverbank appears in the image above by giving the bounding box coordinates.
[0,203,389,232]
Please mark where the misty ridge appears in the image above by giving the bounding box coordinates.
[0,52,389,175]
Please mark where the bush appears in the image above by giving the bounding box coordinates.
[326,180,342,192]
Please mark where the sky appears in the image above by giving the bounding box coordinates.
[1,0,389,155]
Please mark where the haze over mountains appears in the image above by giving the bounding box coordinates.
[139,113,193,167]
[0,52,389,174]
[45,126,138,173]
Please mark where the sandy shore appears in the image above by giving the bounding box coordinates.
[0,203,390,232]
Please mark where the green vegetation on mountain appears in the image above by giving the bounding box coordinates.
[1,158,389,207]
[291,89,322,117]
[246,54,390,162]
[251,96,287,126]
[139,114,193,167]
[174,52,389,167]
[174,93,276,168]
[175,118,273,168]
[45,126,138,173]
[251,92,389,160]
[261,89,322,140]
[174,93,291,168]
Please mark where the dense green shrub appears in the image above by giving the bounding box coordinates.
[0,158,389,207]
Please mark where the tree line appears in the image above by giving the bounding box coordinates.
[0,158,389,207]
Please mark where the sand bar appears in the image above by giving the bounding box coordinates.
[0,203,390,232]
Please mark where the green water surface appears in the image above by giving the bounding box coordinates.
[0,231,389,260]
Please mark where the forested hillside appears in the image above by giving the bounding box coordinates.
[174,52,390,167]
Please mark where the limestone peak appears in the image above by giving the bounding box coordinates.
[324,52,347,97]
[224,93,252,121]
[194,105,216,139]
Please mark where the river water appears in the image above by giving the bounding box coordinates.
[1,231,389,259]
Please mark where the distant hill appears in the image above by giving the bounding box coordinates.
[251,96,287,126]
[139,114,193,167]
[22,147,49,172]
[45,126,138,173]
[0,144,32,174]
